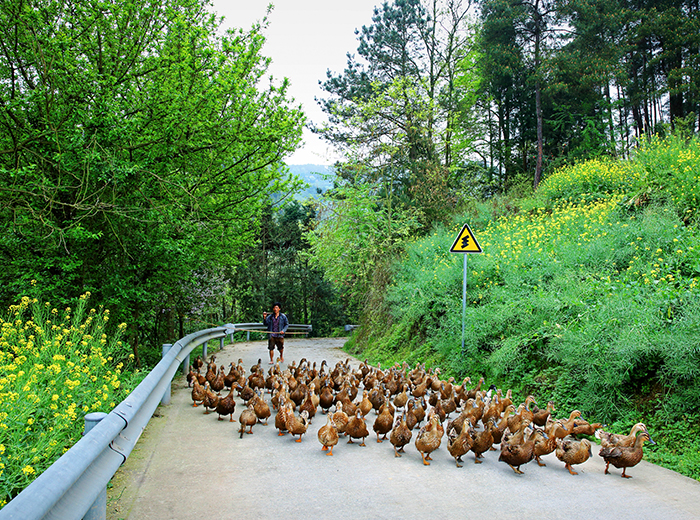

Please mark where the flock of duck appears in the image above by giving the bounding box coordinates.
[187,355,655,477]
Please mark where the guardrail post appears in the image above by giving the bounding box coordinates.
[246,331,250,342]
[161,344,172,405]
[181,352,190,375]
[219,337,224,350]
[83,412,108,520]
[202,341,208,361]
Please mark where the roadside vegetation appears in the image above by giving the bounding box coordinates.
[343,135,700,479]
[0,294,142,504]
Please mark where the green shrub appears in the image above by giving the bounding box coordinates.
[0,294,141,504]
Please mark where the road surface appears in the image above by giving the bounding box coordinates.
[107,338,700,520]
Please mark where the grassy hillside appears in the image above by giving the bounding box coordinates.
[347,135,700,479]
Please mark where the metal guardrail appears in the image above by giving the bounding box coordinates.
[0,322,311,520]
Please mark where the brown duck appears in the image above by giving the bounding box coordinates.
[346,409,370,446]
[470,418,497,463]
[238,383,255,403]
[393,383,409,410]
[491,404,516,446]
[465,376,484,400]
[215,386,236,422]
[191,379,205,407]
[597,423,647,449]
[447,425,475,468]
[224,363,238,389]
[415,411,442,466]
[252,389,271,425]
[599,431,655,478]
[285,409,311,443]
[275,400,294,436]
[533,420,569,466]
[507,396,536,433]
[332,401,350,436]
[413,398,427,427]
[210,366,226,394]
[499,423,546,474]
[373,403,394,443]
[319,384,335,413]
[570,420,605,437]
[558,409,583,433]
[205,363,216,385]
[359,390,373,417]
[300,390,318,423]
[446,408,470,436]
[390,413,412,457]
[202,382,219,414]
[317,414,339,455]
[555,436,592,475]
[532,400,555,427]
[186,366,196,388]
[405,400,419,430]
[238,403,257,438]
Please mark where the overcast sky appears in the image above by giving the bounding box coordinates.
[211,0,381,165]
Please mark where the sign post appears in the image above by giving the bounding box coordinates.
[449,224,483,353]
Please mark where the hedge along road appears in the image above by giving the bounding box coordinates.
[107,338,700,520]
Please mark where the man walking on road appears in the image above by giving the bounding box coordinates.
[263,303,288,364]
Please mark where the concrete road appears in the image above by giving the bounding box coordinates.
[107,338,700,520]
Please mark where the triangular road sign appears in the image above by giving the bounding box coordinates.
[450,223,482,253]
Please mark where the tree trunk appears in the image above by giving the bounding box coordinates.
[605,81,616,156]
[534,4,543,190]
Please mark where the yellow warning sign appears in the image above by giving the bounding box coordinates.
[450,224,482,253]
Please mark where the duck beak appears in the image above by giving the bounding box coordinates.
[648,436,656,445]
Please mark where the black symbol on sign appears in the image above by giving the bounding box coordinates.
[461,235,470,249]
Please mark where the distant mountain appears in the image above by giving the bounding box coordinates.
[286,164,335,199]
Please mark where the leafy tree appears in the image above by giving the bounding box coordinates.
[306,173,422,321]
[228,199,346,335]
[477,0,530,182]
[0,0,304,363]
[316,0,477,228]
[625,0,700,135]
[478,0,563,189]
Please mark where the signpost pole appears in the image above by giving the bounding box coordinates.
[462,254,467,353]
[450,223,482,356]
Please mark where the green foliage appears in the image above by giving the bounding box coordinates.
[477,0,700,191]
[227,200,346,336]
[0,0,305,361]
[643,415,700,481]
[306,179,422,322]
[0,294,142,504]
[317,0,480,230]
[626,135,700,224]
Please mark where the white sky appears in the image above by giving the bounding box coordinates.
[211,0,381,165]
